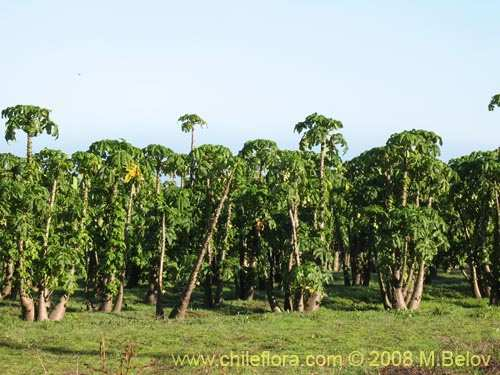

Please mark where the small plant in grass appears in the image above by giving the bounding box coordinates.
[290,262,331,313]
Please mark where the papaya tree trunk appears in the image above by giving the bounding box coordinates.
[113,184,136,313]
[470,263,482,299]
[203,242,215,308]
[377,271,392,310]
[214,203,232,306]
[17,239,35,321]
[404,266,416,306]
[304,292,321,313]
[490,185,500,305]
[265,236,281,312]
[36,288,50,321]
[49,294,69,321]
[408,259,426,310]
[284,251,295,311]
[288,204,303,312]
[336,222,350,287]
[169,169,235,320]
[20,290,35,322]
[391,269,407,310]
[35,178,58,321]
[332,251,340,272]
[191,129,195,152]
[99,275,114,312]
[265,274,281,313]
[112,271,125,313]
[155,213,166,319]
[26,134,33,162]
[44,179,58,246]
[144,269,158,305]
[0,260,14,299]
[245,249,256,301]
[213,247,226,306]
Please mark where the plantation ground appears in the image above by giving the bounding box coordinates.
[0,273,498,375]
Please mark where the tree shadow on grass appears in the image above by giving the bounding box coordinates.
[423,272,488,308]
[0,338,100,357]
[320,274,383,312]
[214,302,268,316]
[424,274,471,299]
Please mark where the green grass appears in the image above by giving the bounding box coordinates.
[0,273,499,374]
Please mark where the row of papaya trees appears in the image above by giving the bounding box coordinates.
[0,100,498,322]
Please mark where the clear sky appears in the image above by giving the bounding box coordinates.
[0,0,499,160]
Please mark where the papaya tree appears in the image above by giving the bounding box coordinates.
[142,145,175,305]
[344,149,387,287]
[294,113,347,270]
[169,145,237,319]
[4,158,46,320]
[178,113,207,153]
[2,105,59,163]
[87,140,142,312]
[488,93,500,111]
[0,153,23,299]
[449,151,499,305]
[141,144,191,318]
[33,149,75,321]
[154,183,191,318]
[268,150,326,312]
[235,139,278,303]
[351,131,450,310]
[71,151,102,310]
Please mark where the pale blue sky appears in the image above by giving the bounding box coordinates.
[0,0,499,160]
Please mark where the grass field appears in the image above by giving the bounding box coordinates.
[0,273,498,374]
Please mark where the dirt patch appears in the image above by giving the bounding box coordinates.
[380,366,452,375]
[380,362,500,374]
[481,359,500,375]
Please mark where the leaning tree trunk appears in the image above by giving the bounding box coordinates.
[214,203,232,306]
[287,204,304,312]
[490,186,500,306]
[377,271,392,310]
[155,213,167,319]
[48,268,74,321]
[469,263,483,299]
[169,169,235,320]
